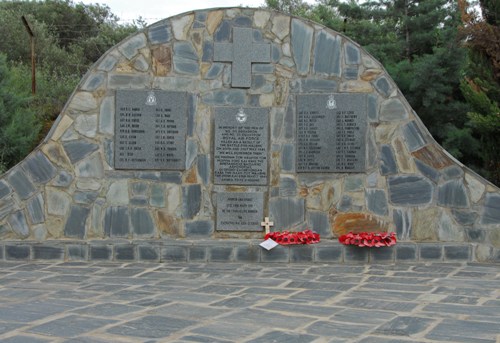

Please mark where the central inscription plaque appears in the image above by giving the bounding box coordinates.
[216,192,264,231]
[297,93,367,172]
[115,90,187,170]
[214,107,269,185]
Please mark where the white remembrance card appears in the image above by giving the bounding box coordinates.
[259,238,279,250]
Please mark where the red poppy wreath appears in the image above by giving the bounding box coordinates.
[265,230,321,245]
[338,232,397,247]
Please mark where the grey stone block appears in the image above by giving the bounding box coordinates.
[374,76,392,97]
[162,245,188,262]
[233,15,252,27]
[290,79,338,93]
[0,180,11,199]
[185,220,213,237]
[104,206,130,238]
[82,72,105,91]
[234,245,260,262]
[115,245,136,261]
[279,176,297,197]
[380,98,408,121]
[290,245,314,262]
[33,245,64,260]
[396,244,417,261]
[281,144,295,172]
[261,245,289,262]
[189,246,208,262]
[370,246,395,262]
[269,198,305,229]
[214,20,231,41]
[337,195,352,212]
[209,246,233,262]
[452,209,477,226]
[22,152,57,184]
[442,166,464,180]
[366,189,388,216]
[148,22,171,44]
[367,94,378,122]
[345,42,361,64]
[202,90,246,106]
[131,208,155,236]
[138,245,160,261]
[73,191,99,205]
[481,193,500,224]
[307,211,332,239]
[465,228,486,242]
[315,245,343,262]
[284,98,294,139]
[197,154,210,185]
[388,175,434,206]
[415,159,440,183]
[419,244,443,261]
[313,31,341,76]
[62,141,99,164]
[90,245,112,260]
[8,211,30,238]
[7,169,36,200]
[67,245,88,260]
[344,247,368,263]
[344,67,358,79]
[64,205,90,239]
[291,19,313,75]
[444,245,471,261]
[375,316,434,336]
[202,41,213,62]
[0,245,3,260]
[393,208,412,241]
[205,63,223,79]
[6,245,30,260]
[403,121,426,152]
[438,180,470,208]
[380,145,397,175]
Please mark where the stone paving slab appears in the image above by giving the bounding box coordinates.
[0,261,497,342]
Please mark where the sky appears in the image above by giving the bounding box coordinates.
[79,0,274,25]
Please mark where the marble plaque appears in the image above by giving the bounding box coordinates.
[214,107,269,185]
[297,93,367,172]
[114,90,187,170]
[216,192,264,231]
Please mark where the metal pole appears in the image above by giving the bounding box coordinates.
[21,16,36,95]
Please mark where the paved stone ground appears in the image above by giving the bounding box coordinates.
[0,261,498,343]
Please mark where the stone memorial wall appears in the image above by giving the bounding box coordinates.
[0,7,499,261]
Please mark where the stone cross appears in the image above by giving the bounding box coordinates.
[214,27,271,88]
[261,217,274,234]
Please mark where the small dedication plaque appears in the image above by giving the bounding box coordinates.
[297,93,367,172]
[115,90,187,170]
[214,107,269,185]
[216,192,264,231]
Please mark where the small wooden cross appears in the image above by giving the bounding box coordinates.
[261,217,274,234]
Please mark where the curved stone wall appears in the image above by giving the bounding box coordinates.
[0,7,499,261]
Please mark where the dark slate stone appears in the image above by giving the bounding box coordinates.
[344,246,368,263]
[437,180,469,208]
[252,75,266,89]
[6,245,30,260]
[271,44,281,63]
[185,220,213,237]
[0,180,11,200]
[388,175,434,206]
[374,76,392,97]
[253,28,263,41]
[233,16,252,27]
[205,63,224,79]
[214,20,231,42]
[313,31,341,76]
[402,121,426,152]
[7,169,36,200]
[115,245,136,261]
[393,209,411,240]
[64,205,90,239]
[160,172,182,184]
[451,209,477,226]
[148,23,171,44]
[63,141,99,164]
[130,197,148,206]
[33,246,64,260]
[173,42,199,75]
[90,245,112,260]
[182,185,201,219]
[370,246,395,262]
[337,195,352,212]
[415,159,440,183]
[67,245,88,260]
[290,79,338,93]
[481,193,500,224]
[131,208,155,236]
[269,198,305,229]
[290,245,314,262]
[250,94,260,107]
[209,246,233,262]
[442,166,464,180]
[202,90,246,106]
[131,182,148,196]
[261,245,289,262]
[82,73,105,91]
[344,67,358,80]
[27,194,45,224]
[465,228,486,242]
[367,94,378,122]
[396,244,417,261]
[189,246,208,262]
[234,245,260,262]
[197,154,210,185]
[104,139,114,167]
[307,211,332,238]
[282,144,295,173]
[380,145,397,175]
[375,316,434,336]
[419,244,443,260]
[315,245,342,262]
[291,19,313,75]
[195,11,207,22]
[202,41,213,62]
[0,199,15,221]
[22,152,56,184]
[366,189,388,216]
[444,245,471,261]
[280,176,297,197]
[52,170,73,187]
[8,211,30,238]
[0,223,10,237]
[345,43,361,64]
[252,64,274,73]
[73,191,99,205]
[284,98,295,139]
[162,245,188,262]
[138,245,160,261]
[104,206,130,237]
